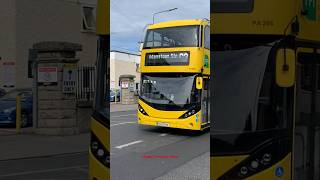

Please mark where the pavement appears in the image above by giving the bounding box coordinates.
[0,133,89,161]
[0,152,88,180]
[0,132,89,179]
[155,152,210,180]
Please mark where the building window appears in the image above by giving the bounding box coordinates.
[82,6,96,31]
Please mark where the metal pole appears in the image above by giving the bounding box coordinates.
[152,8,178,24]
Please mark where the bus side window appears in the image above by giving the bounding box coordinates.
[204,26,210,49]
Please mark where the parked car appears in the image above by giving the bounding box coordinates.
[110,90,120,102]
[0,89,6,98]
[0,89,32,127]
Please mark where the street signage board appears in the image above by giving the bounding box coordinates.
[63,64,77,93]
[38,67,58,83]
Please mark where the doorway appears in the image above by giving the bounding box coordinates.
[295,52,320,180]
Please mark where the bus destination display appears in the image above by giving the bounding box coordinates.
[145,52,190,66]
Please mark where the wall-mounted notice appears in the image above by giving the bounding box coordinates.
[38,67,58,83]
[63,64,77,93]
[121,82,129,89]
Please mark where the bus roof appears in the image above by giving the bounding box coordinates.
[148,19,209,29]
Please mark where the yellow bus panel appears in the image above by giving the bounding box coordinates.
[211,154,291,180]
[96,0,109,35]
[211,155,249,179]
[89,118,109,179]
[138,100,204,130]
[211,0,296,35]
[149,19,209,30]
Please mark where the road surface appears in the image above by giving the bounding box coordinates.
[111,110,210,180]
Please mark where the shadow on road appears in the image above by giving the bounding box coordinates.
[138,126,210,137]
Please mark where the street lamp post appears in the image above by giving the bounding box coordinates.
[153,8,178,24]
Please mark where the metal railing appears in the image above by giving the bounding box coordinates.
[77,65,96,101]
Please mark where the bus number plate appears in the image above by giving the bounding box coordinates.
[157,122,169,127]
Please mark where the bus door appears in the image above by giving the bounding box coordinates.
[295,51,320,180]
[201,78,210,124]
[211,45,294,179]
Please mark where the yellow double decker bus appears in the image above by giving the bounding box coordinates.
[138,19,210,131]
[211,0,320,179]
[89,0,109,179]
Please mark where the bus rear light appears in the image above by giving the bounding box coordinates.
[91,133,109,168]
[138,104,148,116]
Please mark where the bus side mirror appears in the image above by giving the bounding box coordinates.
[196,77,203,89]
[276,48,296,87]
[139,42,144,52]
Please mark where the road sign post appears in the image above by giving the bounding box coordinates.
[16,95,21,134]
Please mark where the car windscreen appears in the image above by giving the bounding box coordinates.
[1,90,31,100]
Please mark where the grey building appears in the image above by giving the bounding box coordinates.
[0,0,98,90]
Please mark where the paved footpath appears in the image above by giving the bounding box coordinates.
[0,133,89,179]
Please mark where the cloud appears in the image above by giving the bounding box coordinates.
[111,0,209,53]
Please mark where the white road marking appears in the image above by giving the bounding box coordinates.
[111,114,136,118]
[111,122,136,127]
[0,165,87,177]
[0,129,16,132]
[115,140,143,149]
[159,133,167,137]
[75,167,88,173]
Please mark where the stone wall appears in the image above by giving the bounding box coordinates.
[33,41,89,135]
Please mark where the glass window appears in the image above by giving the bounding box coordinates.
[204,26,210,49]
[1,89,32,100]
[212,0,254,13]
[140,73,201,111]
[144,26,200,49]
[82,6,96,31]
[94,36,109,125]
[212,46,290,133]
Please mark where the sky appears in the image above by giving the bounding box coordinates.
[110,0,210,54]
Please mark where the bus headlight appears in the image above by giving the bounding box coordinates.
[179,109,199,119]
[138,104,148,116]
[219,137,290,179]
[90,133,109,168]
